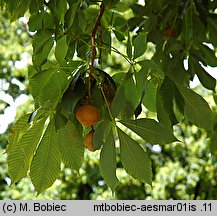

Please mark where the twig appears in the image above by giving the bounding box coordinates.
[89,2,105,99]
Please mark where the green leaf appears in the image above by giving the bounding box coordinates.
[113,30,125,42]
[54,113,68,131]
[32,30,54,67]
[178,85,213,130]
[133,32,147,59]
[58,121,84,171]
[189,57,216,91]
[55,35,68,65]
[30,118,61,194]
[209,131,217,155]
[43,12,55,29]
[8,0,30,22]
[156,77,178,128]
[93,121,110,150]
[198,44,217,67]
[142,80,157,112]
[111,73,135,118]
[117,128,152,185]
[173,84,185,122]
[29,65,68,107]
[28,11,55,31]
[139,60,164,79]
[99,128,118,192]
[7,114,31,155]
[124,73,140,110]
[166,56,188,84]
[208,17,217,47]
[64,2,80,29]
[28,12,43,32]
[127,31,132,59]
[120,118,178,144]
[102,29,111,56]
[8,118,46,184]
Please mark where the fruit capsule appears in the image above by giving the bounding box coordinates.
[76,104,100,126]
[83,130,95,152]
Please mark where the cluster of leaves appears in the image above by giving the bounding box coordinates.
[3,0,217,194]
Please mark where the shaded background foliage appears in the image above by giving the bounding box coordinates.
[0,0,217,199]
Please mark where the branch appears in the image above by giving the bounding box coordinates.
[88,2,105,99]
[90,2,105,75]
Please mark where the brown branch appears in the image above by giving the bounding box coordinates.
[88,2,105,99]
[98,24,103,65]
[90,2,105,75]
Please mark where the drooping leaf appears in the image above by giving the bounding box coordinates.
[28,12,43,32]
[173,84,185,122]
[7,0,30,21]
[156,77,178,128]
[117,128,152,185]
[7,114,31,155]
[166,56,188,85]
[29,65,68,107]
[120,118,178,144]
[64,1,80,29]
[127,31,132,59]
[198,44,217,67]
[99,128,118,192]
[54,112,68,131]
[124,73,140,110]
[111,73,135,118]
[58,121,84,171]
[139,60,164,79]
[93,120,111,150]
[30,118,61,194]
[8,118,46,184]
[189,57,216,91]
[55,0,67,24]
[208,17,217,47]
[32,30,54,67]
[133,32,147,59]
[142,80,157,112]
[134,102,142,118]
[55,35,68,65]
[178,85,213,130]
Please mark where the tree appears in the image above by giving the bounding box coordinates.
[1,0,217,195]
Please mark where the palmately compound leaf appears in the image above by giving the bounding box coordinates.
[117,128,152,185]
[58,121,84,171]
[30,118,61,194]
[120,118,178,144]
[99,127,119,192]
[178,85,213,130]
[8,118,46,184]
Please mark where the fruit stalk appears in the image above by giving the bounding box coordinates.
[89,2,105,99]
